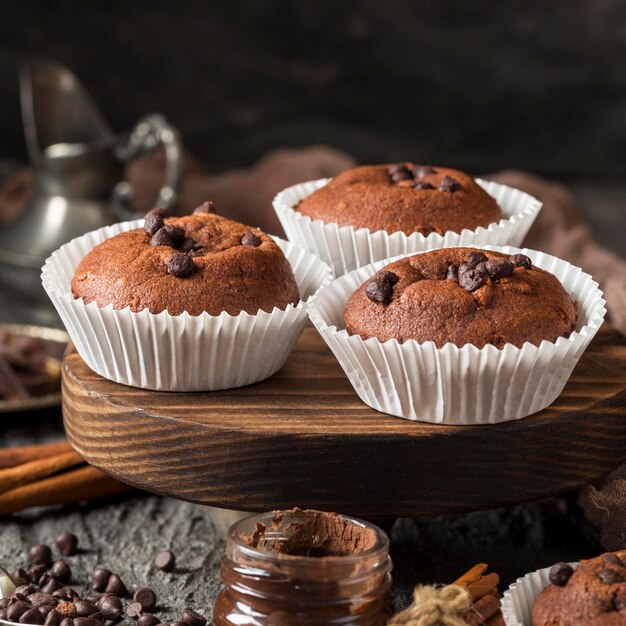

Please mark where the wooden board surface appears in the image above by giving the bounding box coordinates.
[62,325,626,517]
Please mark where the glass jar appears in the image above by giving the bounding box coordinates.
[213,509,393,626]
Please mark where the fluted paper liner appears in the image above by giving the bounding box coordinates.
[307,245,606,424]
[501,563,577,626]
[273,178,542,277]
[41,219,332,391]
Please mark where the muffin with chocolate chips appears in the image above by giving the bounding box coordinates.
[344,247,577,348]
[296,163,503,236]
[531,552,626,626]
[72,204,300,316]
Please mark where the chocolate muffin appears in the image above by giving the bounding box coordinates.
[532,552,626,626]
[72,204,301,316]
[343,248,577,349]
[296,164,503,236]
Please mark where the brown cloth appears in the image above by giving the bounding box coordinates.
[1,147,625,547]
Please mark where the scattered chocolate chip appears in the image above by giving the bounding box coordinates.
[55,602,77,617]
[163,225,185,247]
[412,181,435,190]
[83,596,100,606]
[74,618,101,626]
[439,175,462,192]
[54,533,78,558]
[466,252,488,268]
[98,595,123,620]
[38,573,51,588]
[146,208,170,220]
[38,606,55,619]
[446,264,458,280]
[413,165,436,179]
[91,568,111,592]
[510,253,532,269]
[166,253,195,278]
[150,228,174,247]
[144,212,165,238]
[241,232,262,247]
[20,608,44,624]
[59,618,74,626]
[12,569,30,587]
[28,545,53,567]
[192,201,216,215]
[602,553,624,566]
[598,568,624,584]
[52,589,77,602]
[154,550,175,572]
[178,238,203,254]
[388,163,412,182]
[50,561,71,583]
[11,593,30,604]
[88,613,103,622]
[137,615,160,626]
[458,268,487,292]
[181,610,207,626]
[41,579,62,595]
[104,573,127,597]
[7,601,31,621]
[133,589,157,612]
[44,609,62,626]
[474,262,489,277]
[28,594,56,609]
[549,562,574,586]
[74,601,98,618]
[15,585,36,596]
[27,565,47,584]
[365,271,399,305]
[126,602,143,618]
[485,258,514,279]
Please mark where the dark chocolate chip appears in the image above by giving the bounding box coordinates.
[446,264,458,280]
[549,562,574,586]
[602,553,624,566]
[19,608,44,624]
[91,568,111,593]
[241,232,262,247]
[166,253,195,278]
[74,618,101,626]
[154,550,175,572]
[52,589,77,602]
[7,602,31,621]
[412,181,435,190]
[163,225,185,247]
[54,533,78,557]
[82,596,100,607]
[0,608,6,621]
[365,271,399,305]
[150,228,174,247]
[44,609,62,626]
[74,601,99,618]
[178,238,203,254]
[474,262,489,277]
[388,163,412,182]
[104,574,127,597]
[29,545,53,566]
[59,618,74,626]
[41,580,62,595]
[12,569,30,587]
[485,258,514,279]
[144,213,165,238]
[458,268,487,292]
[146,208,170,220]
[466,252,488,268]
[27,565,47,584]
[598,568,624,584]
[413,165,436,179]
[137,615,160,626]
[50,561,71,583]
[0,599,8,609]
[15,585,36,597]
[11,593,31,605]
[126,602,143,618]
[28,594,56,609]
[192,201,216,215]
[38,606,55,619]
[439,175,462,192]
[510,253,532,269]
[132,589,156,613]
[180,610,207,626]
[99,595,123,620]
[88,614,102,622]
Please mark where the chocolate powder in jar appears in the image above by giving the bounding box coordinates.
[244,508,379,557]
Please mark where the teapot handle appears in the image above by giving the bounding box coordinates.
[111,113,182,221]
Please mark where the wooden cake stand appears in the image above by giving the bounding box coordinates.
[62,325,626,518]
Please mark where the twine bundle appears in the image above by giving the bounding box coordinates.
[387,584,472,626]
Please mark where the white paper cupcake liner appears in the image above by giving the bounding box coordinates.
[41,220,332,391]
[273,178,542,277]
[501,563,577,626]
[307,245,606,424]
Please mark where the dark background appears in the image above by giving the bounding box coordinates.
[1,0,626,178]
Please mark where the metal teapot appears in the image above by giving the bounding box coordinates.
[0,58,182,326]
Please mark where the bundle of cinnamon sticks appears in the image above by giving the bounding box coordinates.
[0,441,133,516]
[454,563,503,626]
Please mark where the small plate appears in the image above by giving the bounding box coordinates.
[0,323,68,414]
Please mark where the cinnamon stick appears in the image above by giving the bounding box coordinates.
[464,594,501,626]
[454,563,489,588]
[0,450,84,494]
[0,465,133,516]
[0,441,72,469]
[466,573,500,602]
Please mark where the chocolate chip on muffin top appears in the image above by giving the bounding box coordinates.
[296,164,502,236]
[344,247,577,349]
[71,203,300,316]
